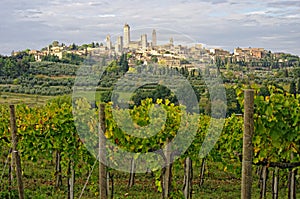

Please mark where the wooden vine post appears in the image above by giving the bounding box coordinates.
[128,158,135,188]
[67,160,75,199]
[99,104,108,199]
[183,157,193,199]
[241,89,254,199]
[272,167,279,199]
[259,165,268,198]
[9,105,25,199]
[55,151,62,188]
[288,153,296,199]
[161,139,172,199]
[199,158,205,187]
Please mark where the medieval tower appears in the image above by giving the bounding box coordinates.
[123,24,130,48]
[152,29,157,47]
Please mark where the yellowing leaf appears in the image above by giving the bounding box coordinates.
[156,99,163,104]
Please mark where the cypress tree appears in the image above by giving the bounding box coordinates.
[289,81,296,97]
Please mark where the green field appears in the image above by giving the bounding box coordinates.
[0,92,55,106]
[1,158,298,198]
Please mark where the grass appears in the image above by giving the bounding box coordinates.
[0,92,55,107]
[1,155,299,198]
[0,90,117,107]
[35,74,75,79]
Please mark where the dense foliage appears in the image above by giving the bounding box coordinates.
[0,89,299,196]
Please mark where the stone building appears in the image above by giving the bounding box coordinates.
[123,24,130,48]
[152,29,157,47]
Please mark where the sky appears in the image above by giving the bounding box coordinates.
[1,0,300,56]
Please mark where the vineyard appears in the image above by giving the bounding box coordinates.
[0,86,299,198]
[0,62,77,96]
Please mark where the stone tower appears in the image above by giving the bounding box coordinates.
[106,34,112,50]
[141,34,148,50]
[115,36,123,54]
[152,29,157,47]
[170,37,174,45]
[123,24,130,48]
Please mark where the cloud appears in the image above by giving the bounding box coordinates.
[98,14,116,18]
[267,0,300,8]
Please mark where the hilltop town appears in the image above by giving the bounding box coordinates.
[12,24,300,70]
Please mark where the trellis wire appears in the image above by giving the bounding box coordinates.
[79,154,99,199]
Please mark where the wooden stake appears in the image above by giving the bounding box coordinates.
[241,90,254,199]
[8,154,12,193]
[68,160,75,199]
[55,151,62,188]
[288,152,296,199]
[259,165,268,199]
[161,140,172,199]
[183,157,193,199]
[272,167,279,199]
[128,158,135,188]
[106,171,115,199]
[288,169,296,199]
[199,158,205,187]
[9,105,25,199]
[99,104,108,199]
